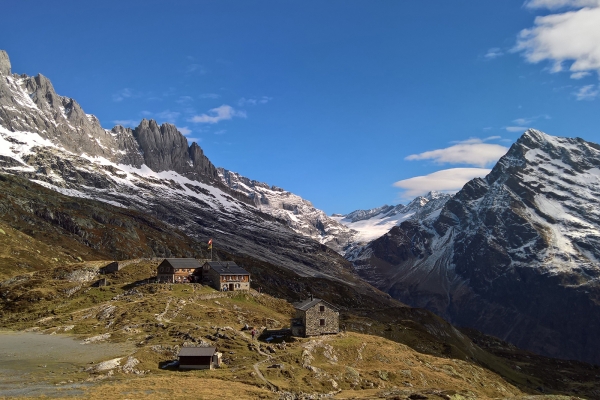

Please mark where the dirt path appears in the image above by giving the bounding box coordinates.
[252,356,276,392]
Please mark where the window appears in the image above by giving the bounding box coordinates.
[320,319,325,326]
[319,305,325,312]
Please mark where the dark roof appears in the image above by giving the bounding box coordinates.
[178,346,216,357]
[160,258,202,269]
[204,261,249,275]
[294,298,339,311]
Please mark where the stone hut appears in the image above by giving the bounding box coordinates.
[291,296,339,337]
[99,261,120,274]
[200,261,250,291]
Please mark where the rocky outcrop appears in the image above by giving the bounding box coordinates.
[0,50,10,76]
[354,129,600,365]
[132,119,218,182]
[217,168,356,252]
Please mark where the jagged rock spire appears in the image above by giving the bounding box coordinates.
[0,50,10,76]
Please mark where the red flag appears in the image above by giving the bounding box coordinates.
[208,238,213,249]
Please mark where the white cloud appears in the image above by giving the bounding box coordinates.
[176,96,194,104]
[112,88,133,102]
[199,93,220,99]
[156,110,180,123]
[113,119,139,127]
[178,126,192,136]
[238,96,272,106]
[185,64,207,74]
[189,105,247,124]
[514,5,600,78]
[524,0,600,9]
[214,129,226,135]
[571,71,591,79]
[405,139,509,168]
[513,117,533,125]
[451,136,501,144]
[484,47,504,59]
[393,168,492,198]
[574,84,600,99]
[505,126,530,132]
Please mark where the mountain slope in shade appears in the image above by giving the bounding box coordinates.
[332,191,451,243]
[352,129,600,365]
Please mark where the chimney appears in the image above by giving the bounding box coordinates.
[310,294,313,301]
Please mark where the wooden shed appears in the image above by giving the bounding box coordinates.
[291,296,339,337]
[178,346,221,370]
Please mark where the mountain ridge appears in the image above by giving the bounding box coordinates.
[352,128,600,365]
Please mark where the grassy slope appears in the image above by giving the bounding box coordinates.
[1,260,598,399]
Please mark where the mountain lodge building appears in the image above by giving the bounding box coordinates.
[200,261,250,291]
[156,258,203,283]
[291,296,339,337]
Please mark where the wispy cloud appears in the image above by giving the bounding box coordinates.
[113,119,139,127]
[393,168,491,199]
[185,64,207,74]
[513,118,533,125]
[405,138,509,168]
[156,110,180,123]
[450,136,501,144]
[514,3,600,78]
[189,105,247,124]
[524,0,600,9]
[112,88,134,102]
[574,84,600,100]
[505,126,530,132]
[199,93,221,99]
[238,96,272,106]
[178,126,192,136]
[571,71,591,79]
[176,96,194,104]
[214,129,227,135]
[484,47,504,60]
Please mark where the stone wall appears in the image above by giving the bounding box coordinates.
[304,302,339,336]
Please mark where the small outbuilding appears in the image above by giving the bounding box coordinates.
[178,346,222,370]
[99,261,120,274]
[291,296,339,337]
[201,261,250,291]
[156,258,203,283]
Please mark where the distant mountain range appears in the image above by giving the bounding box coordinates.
[2,49,600,366]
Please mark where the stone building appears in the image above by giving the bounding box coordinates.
[99,261,120,274]
[291,296,339,337]
[200,261,250,291]
[156,258,203,283]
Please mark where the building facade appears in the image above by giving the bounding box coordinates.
[156,258,203,283]
[201,261,250,291]
[291,297,339,337]
[178,346,222,370]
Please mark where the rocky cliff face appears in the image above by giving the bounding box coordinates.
[0,50,363,288]
[353,129,600,365]
[218,168,357,253]
[133,120,218,182]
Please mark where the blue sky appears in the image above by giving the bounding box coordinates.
[2,0,600,214]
